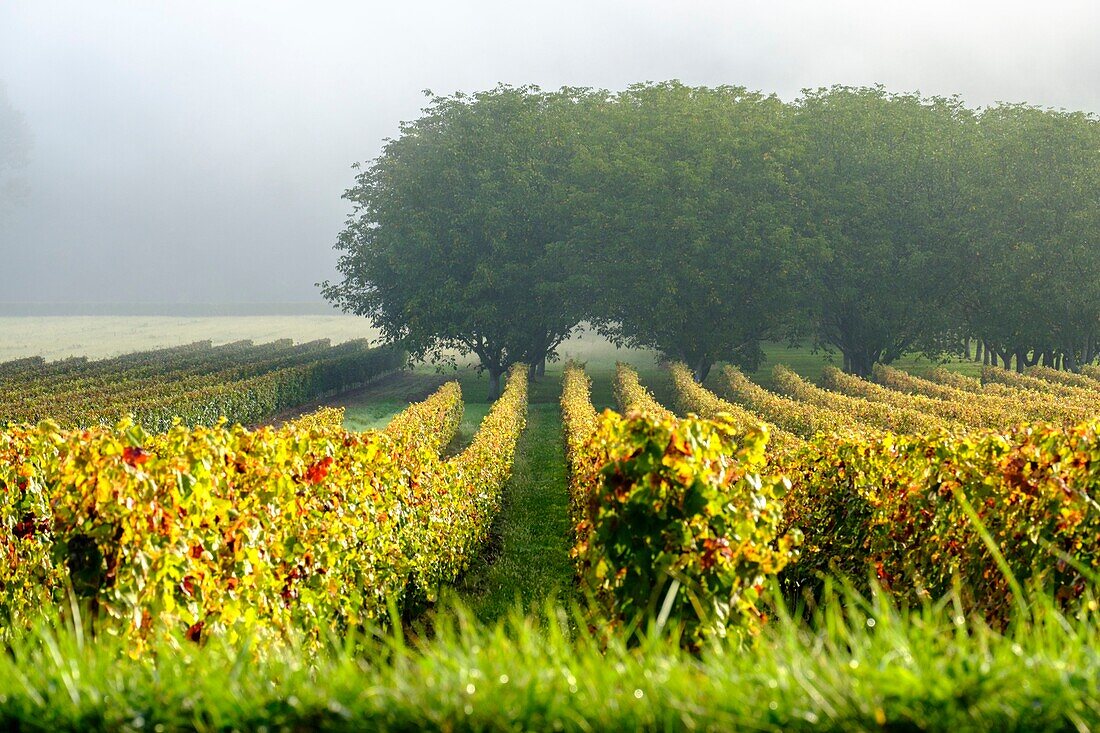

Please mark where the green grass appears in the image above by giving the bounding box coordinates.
[2,587,1097,731]
[335,371,449,431]
[444,402,492,455]
[453,402,574,621]
[436,364,576,620]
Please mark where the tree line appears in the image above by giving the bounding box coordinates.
[322,82,1100,398]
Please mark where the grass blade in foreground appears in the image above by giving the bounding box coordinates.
[2,589,1098,731]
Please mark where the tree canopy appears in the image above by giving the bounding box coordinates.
[959,104,1100,371]
[325,82,1100,389]
[573,82,805,382]
[323,86,598,398]
[789,86,974,375]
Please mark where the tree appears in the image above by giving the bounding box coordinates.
[322,86,597,399]
[0,82,31,213]
[960,104,1100,371]
[571,82,807,382]
[790,86,972,376]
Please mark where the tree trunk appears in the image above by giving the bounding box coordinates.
[974,339,984,363]
[536,356,546,378]
[487,367,503,401]
[963,338,972,361]
[1065,349,1080,374]
[982,340,991,365]
[842,348,875,378]
[693,358,712,383]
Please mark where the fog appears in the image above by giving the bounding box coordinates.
[0,1,1097,305]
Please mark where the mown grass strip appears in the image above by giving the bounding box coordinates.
[454,402,574,621]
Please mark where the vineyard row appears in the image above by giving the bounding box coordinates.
[557,362,1100,641]
[0,340,405,431]
[0,367,527,652]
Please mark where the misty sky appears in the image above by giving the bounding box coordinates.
[1,1,1098,304]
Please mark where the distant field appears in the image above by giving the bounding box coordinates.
[0,315,381,361]
[0,316,661,365]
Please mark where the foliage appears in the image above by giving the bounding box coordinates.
[960,104,1100,371]
[1028,364,1100,391]
[667,361,802,454]
[907,366,1089,425]
[323,85,600,397]
[285,406,347,431]
[982,364,1095,403]
[382,380,463,451]
[772,364,947,434]
[572,82,805,380]
[560,364,599,531]
[403,365,528,597]
[324,81,1100,378]
[0,339,406,432]
[790,86,974,375]
[781,418,1100,620]
[564,364,798,647]
[0,373,526,652]
[924,366,984,393]
[853,364,1027,429]
[715,365,869,439]
[611,362,674,419]
[656,360,1100,619]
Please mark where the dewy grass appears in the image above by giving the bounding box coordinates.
[1,586,1097,732]
[454,402,574,621]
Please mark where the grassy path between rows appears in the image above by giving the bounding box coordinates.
[329,366,574,623]
[454,401,574,621]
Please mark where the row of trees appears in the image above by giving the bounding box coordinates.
[323,83,1100,397]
